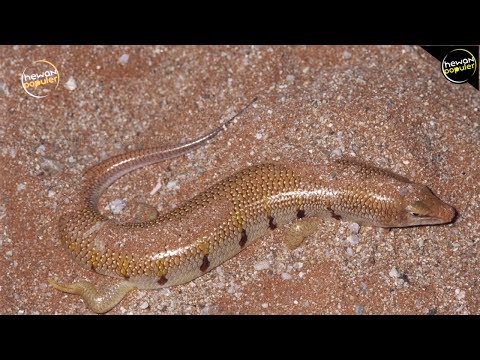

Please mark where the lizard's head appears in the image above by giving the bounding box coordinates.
[397,183,456,227]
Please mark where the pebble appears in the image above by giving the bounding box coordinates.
[261,303,268,309]
[293,262,303,270]
[64,76,77,91]
[118,54,129,65]
[40,158,64,175]
[348,223,360,234]
[0,82,9,95]
[331,148,343,157]
[166,180,179,190]
[389,267,399,278]
[354,305,364,315]
[35,144,46,155]
[254,260,270,271]
[281,272,292,280]
[455,289,465,301]
[347,234,359,245]
[139,301,149,310]
[106,199,126,214]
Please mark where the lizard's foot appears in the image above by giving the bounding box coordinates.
[284,219,320,250]
[49,278,137,314]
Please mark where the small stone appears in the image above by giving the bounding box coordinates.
[348,223,360,234]
[150,180,163,195]
[293,262,303,270]
[64,76,77,91]
[286,74,295,82]
[139,301,149,310]
[0,82,9,96]
[331,148,343,157]
[346,247,353,256]
[35,144,46,155]
[40,157,64,175]
[342,50,352,60]
[281,272,292,280]
[347,234,359,245]
[18,310,25,315]
[47,190,56,198]
[254,260,270,271]
[16,183,26,192]
[106,199,126,214]
[255,132,263,140]
[261,303,268,309]
[389,267,399,278]
[455,289,465,301]
[354,305,364,315]
[5,250,13,257]
[298,272,305,279]
[293,300,299,305]
[166,180,179,190]
[200,305,217,315]
[118,54,129,65]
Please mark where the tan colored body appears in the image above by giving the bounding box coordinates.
[50,101,455,313]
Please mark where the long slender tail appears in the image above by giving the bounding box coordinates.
[84,97,258,209]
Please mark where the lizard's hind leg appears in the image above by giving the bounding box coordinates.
[49,278,137,314]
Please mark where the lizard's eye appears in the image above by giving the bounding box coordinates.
[406,201,430,217]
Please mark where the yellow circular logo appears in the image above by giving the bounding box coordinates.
[21,60,60,98]
[441,49,477,84]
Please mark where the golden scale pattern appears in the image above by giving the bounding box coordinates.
[59,164,305,286]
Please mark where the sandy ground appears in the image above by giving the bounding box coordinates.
[0,45,478,315]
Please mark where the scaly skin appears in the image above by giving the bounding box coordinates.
[49,100,456,313]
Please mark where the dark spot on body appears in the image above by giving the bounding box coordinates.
[200,254,210,272]
[297,209,305,219]
[239,229,248,248]
[157,275,168,285]
[400,273,410,284]
[268,216,277,230]
[123,274,130,280]
[327,206,342,221]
